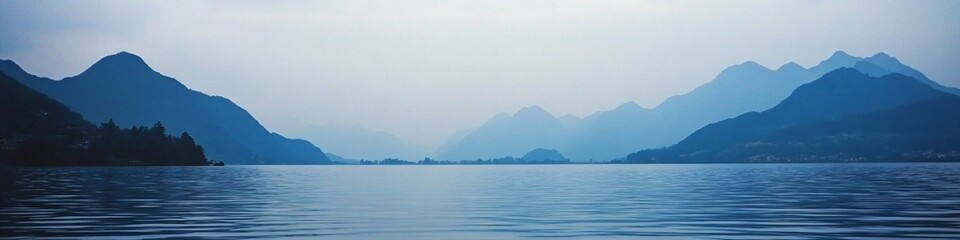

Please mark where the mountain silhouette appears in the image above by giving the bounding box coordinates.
[269,118,426,160]
[439,51,959,161]
[436,105,568,160]
[324,152,360,164]
[0,52,331,164]
[862,52,960,95]
[0,72,91,143]
[519,148,568,162]
[623,68,957,163]
[558,102,653,161]
[0,72,210,166]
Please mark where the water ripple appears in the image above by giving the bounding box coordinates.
[1,163,959,239]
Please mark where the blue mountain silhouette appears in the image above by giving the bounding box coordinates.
[519,148,568,162]
[436,106,568,160]
[270,118,426,161]
[623,68,958,163]
[0,52,331,164]
[439,51,959,161]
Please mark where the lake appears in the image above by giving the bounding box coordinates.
[1,163,959,239]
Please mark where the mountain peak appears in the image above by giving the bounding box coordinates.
[511,105,559,123]
[713,60,773,81]
[871,51,891,58]
[730,60,772,71]
[99,51,148,66]
[777,62,805,71]
[82,51,155,76]
[68,51,192,93]
[615,101,645,111]
[738,60,764,68]
[113,51,141,58]
[812,50,863,70]
[515,105,549,116]
[823,50,860,63]
[829,50,853,59]
[866,51,902,65]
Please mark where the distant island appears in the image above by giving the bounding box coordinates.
[0,72,220,166]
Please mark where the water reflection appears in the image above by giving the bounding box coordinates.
[1,164,959,239]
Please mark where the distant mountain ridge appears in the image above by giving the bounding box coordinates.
[520,148,568,162]
[0,52,331,164]
[436,106,569,160]
[437,51,960,161]
[623,68,959,163]
[268,118,427,160]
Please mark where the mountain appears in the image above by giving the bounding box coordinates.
[438,51,959,161]
[610,51,957,158]
[559,101,654,161]
[519,148,569,163]
[0,72,209,166]
[860,52,960,95]
[268,118,426,160]
[436,106,568,160]
[0,52,330,164]
[622,68,957,163]
[0,72,91,148]
[325,152,360,164]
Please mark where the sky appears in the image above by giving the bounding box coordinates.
[2,0,959,149]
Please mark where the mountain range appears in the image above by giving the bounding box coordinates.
[622,68,960,163]
[436,106,569,160]
[4,51,956,164]
[267,118,427,161]
[437,51,960,161]
[0,52,331,164]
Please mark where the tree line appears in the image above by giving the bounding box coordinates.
[2,120,218,166]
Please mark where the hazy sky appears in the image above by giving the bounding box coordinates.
[2,0,959,148]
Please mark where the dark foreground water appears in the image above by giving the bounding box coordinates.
[1,164,959,239]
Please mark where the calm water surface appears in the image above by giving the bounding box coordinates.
[1,164,959,239]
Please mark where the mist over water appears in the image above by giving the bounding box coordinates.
[2,163,959,239]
